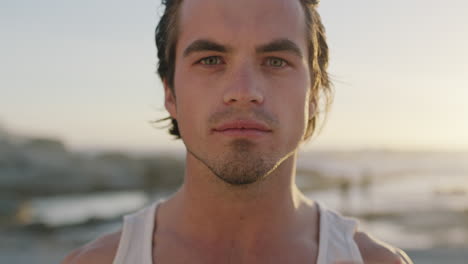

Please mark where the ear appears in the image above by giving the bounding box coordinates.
[163,79,177,120]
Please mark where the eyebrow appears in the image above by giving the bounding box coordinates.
[183,39,232,57]
[182,38,303,58]
[256,38,303,58]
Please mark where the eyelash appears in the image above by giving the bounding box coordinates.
[264,57,287,68]
[198,56,224,65]
[195,56,289,68]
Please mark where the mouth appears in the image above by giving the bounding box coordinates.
[212,120,272,138]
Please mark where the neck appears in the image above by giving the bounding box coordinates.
[159,150,316,249]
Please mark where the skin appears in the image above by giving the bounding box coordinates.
[63,0,413,263]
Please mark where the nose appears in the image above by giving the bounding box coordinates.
[223,63,264,106]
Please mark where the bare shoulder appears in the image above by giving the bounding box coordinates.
[61,230,122,264]
[354,231,414,264]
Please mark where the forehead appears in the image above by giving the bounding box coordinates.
[177,0,307,53]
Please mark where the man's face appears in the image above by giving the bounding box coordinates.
[164,0,312,185]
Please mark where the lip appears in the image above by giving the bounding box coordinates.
[212,120,272,138]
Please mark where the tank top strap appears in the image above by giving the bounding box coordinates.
[315,201,364,264]
[113,199,364,264]
[113,200,162,264]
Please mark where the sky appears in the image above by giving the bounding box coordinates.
[1,0,467,153]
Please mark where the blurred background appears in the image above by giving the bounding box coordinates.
[1,0,467,263]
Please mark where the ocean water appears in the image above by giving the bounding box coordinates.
[307,172,468,249]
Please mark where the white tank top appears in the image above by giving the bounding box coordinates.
[113,200,364,264]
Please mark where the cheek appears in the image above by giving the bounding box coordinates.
[286,100,308,132]
[176,96,202,133]
[174,88,217,141]
[269,75,309,136]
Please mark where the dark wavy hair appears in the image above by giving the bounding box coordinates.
[155,0,333,142]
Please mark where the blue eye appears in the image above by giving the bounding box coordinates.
[266,57,287,67]
[199,56,223,65]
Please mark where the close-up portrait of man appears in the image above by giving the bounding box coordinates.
[62,0,413,263]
